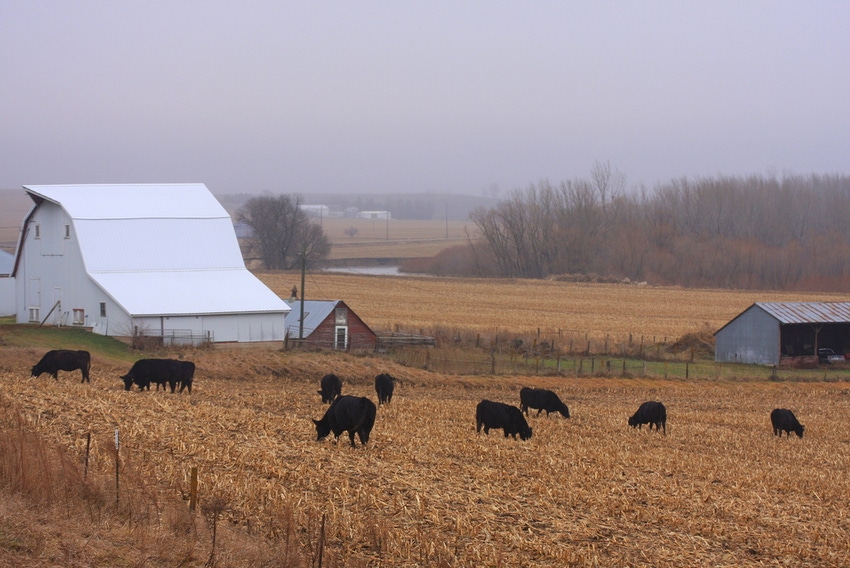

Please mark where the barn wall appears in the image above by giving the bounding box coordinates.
[132,313,286,343]
[715,306,780,365]
[299,304,376,350]
[15,203,124,331]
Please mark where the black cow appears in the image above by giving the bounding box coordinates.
[122,358,192,393]
[375,373,397,405]
[519,387,570,418]
[628,401,667,434]
[31,350,91,383]
[317,373,342,404]
[771,408,804,438]
[475,400,533,441]
[313,395,377,447]
[175,361,195,394]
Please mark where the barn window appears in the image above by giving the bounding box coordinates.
[335,326,348,350]
[34,225,41,239]
[29,308,39,322]
[64,224,71,238]
[72,309,85,325]
[335,307,348,325]
[99,302,106,317]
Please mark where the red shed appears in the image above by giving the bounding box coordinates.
[285,300,377,350]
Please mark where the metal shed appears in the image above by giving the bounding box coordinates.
[715,302,850,365]
[11,184,290,344]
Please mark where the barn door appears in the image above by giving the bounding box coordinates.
[27,278,41,322]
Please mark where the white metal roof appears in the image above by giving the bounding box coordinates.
[23,184,289,316]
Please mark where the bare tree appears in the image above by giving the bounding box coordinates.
[237,194,330,270]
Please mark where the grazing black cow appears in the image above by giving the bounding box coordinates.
[175,361,196,394]
[317,373,342,404]
[313,395,377,447]
[375,373,397,405]
[519,387,570,418]
[628,401,667,434]
[475,400,533,441]
[122,358,192,393]
[31,350,91,383]
[771,408,804,438]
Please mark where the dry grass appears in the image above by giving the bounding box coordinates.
[261,271,849,341]
[2,346,849,566]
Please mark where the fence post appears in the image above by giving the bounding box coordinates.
[490,348,496,375]
[84,432,91,479]
[114,428,120,506]
[686,363,689,379]
[190,466,198,512]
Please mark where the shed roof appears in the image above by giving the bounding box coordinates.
[21,184,289,316]
[0,249,13,275]
[755,302,850,324]
[285,300,341,338]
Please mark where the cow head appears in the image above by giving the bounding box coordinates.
[794,424,805,438]
[30,365,41,377]
[519,426,533,441]
[313,418,331,441]
[121,374,134,391]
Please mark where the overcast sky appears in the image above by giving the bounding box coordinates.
[1,2,848,196]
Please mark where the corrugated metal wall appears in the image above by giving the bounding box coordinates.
[715,305,780,365]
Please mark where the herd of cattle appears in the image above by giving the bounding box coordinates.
[312,373,807,446]
[29,349,806,445]
[30,349,195,394]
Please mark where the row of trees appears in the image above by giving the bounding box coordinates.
[451,166,850,290]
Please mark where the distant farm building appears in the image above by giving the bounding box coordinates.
[300,204,330,218]
[285,300,377,350]
[0,249,14,315]
[715,302,850,366]
[356,210,391,220]
[10,184,290,345]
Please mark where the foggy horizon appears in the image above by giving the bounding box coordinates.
[2,2,848,196]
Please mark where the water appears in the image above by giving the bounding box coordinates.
[323,266,403,276]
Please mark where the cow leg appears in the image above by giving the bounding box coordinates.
[348,431,357,447]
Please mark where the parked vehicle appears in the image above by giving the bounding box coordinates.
[818,348,844,363]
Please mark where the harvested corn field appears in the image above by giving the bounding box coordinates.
[2,346,849,567]
[258,271,848,340]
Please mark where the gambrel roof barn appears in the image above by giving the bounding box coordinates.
[715,302,850,366]
[11,184,290,344]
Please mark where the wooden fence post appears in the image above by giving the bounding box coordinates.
[189,466,198,512]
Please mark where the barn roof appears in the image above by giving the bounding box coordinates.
[285,300,341,338]
[21,184,289,316]
[755,302,850,324]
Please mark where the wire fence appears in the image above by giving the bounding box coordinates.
[383,346,850,382]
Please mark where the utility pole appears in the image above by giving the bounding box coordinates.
[299,244,306,340]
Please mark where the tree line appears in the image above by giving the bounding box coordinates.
[420,165,850,291]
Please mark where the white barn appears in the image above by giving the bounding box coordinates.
[11,184,290,344]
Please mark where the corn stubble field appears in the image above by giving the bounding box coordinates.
[2,342,850,567]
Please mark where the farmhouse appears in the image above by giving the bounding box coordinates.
[285,300,376,350]
[10,184,290,344]
[715,302,850,366]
